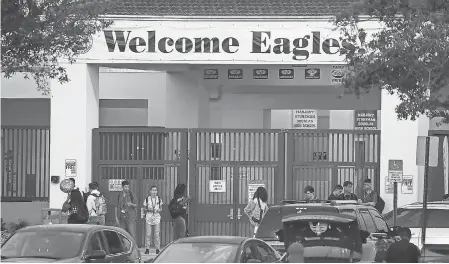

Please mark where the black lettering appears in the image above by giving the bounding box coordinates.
[129,37,146,53]
[175,37,193,53]
[273,38,290,54]
[104,30,131,52]
[222,37,239,53]
[194,37,220,53]
[251,31,271,53]
[312,31,321,54]
[147,31,155,52]
[292,36,310,61]
[322,38,340,54]
[158,37,174,53]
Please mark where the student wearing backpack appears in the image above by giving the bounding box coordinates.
[362,178,385,213]
[169,184,191,240]
[86,182,107,225]
[62,189,89,224]
[143,186,163,255]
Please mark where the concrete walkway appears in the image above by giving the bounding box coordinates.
[139,248,157,262]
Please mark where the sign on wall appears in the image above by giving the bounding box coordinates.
[253,69,268,79]
[248,180,266,201]
[228,69,243,79]
[108,179,123,192]
[292,109,318,129]
[385,176,394,194]
[305,68,320,79]
[331,65,346,85]
[401,175,413,194]
[388,160,403,182]
[354,110,378,130]
[209,180,226,193]
[79,20,381,63]
[65,159,77,177]
[279,69,294,79]
[204,69,219,79]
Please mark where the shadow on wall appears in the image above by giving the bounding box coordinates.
[1,202,49,225]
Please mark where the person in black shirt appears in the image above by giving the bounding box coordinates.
[328,185,343,200]
[385,227,420,263]
[169,184,191,240]
[339,181,358,200]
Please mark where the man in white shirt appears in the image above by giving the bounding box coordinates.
[86,182,105,225]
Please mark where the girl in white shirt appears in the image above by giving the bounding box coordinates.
[143,186,163,254]
[244,187,268,236]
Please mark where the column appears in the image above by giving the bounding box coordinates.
[380,90,428,212]
[49,63,99,209]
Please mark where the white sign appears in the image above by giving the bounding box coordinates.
[388,159,403,183]
[416,136,439,167]
[108,179,123,192]
[65,159,77,177]
[443,136,449,194]
[292,109,318,129]
[78,20,381,64]
[248,180,266,201]
[209,180,226,193]
[401,175,413,194]
[331,65,346,85]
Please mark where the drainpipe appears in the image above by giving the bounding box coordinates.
[210,85,223,102]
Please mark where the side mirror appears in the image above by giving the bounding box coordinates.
[247,259,262,263]
[86,250,106,260]
[275,230,285,242]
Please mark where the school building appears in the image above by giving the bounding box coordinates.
[1,0,448,246]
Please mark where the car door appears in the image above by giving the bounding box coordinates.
[256,241,279,263]
[101,230,127,263]
[240,241,263,263]
[368,209,396,260]
[85,231,108,263]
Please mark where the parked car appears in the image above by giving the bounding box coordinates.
[1,224,141,263]
[256,200,397,262]
[383,202,449,263]
[277,211,364,262]
[148,236,283,263]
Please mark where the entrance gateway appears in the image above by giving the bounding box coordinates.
[75,19,381,247]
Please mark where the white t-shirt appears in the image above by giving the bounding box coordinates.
[254,198,268,212]
[143,196,163,225]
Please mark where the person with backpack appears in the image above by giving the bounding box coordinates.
[361,178,385,213]
[62,189,88,224]
[116,180,138,240]
[169,184,191,241]
[86,182,107,225]
[244,186,268,237]
[143,186,163,255]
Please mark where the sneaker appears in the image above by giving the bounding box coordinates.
[156,249,160,254]
[144,249,150,254]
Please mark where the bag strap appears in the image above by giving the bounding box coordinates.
[257,198,263,220]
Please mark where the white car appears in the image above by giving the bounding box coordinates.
[383,202,449,262]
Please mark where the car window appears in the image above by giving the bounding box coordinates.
[369,209,389,232]
[87,232,105,253]
[241,242,262,263]
[359,210,376,233]
[355,211,367,231]
[103,230,124,255]
[256,242,276,263]
[118,233,132,252]
[384,209,449,228]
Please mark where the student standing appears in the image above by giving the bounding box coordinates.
[328,185,343,200]
[115,180,137,240]
[340,181,358,200]
[304,186,320,202]
[244,187,268,236]
[169,184,191,240]
[143,186,163,255]
[62,189,88,224]
[86,182,107,225]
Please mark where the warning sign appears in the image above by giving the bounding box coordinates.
[209,180,226,193]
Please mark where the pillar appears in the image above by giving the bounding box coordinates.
[380,90,428,212]
[49,63,99,209]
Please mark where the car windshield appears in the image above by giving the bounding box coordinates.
[256,206,339,239]
[339,209,356,217]
[154,243,238,263]
[1,231,86,260]
[384,209,449,228]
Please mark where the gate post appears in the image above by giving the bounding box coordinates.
[285,131,294,200]
[179,129,189,185]
[91,129,101,185]
[278,131,286,202]
[188,130,198,236]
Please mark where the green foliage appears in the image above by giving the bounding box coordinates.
[1,0,114,94]
[334,0,449,124]
[6,219,30,234]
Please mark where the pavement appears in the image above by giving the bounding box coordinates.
[138,248,157,262]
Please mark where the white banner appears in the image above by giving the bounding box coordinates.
[78,20,381,64]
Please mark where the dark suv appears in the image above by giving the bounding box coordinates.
[255,200,397,262]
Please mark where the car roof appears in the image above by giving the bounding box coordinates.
[175,236,248,244]
[16,224,124,233]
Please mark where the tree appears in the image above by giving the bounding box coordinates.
[1,0,113,94]
[334,0,449,124]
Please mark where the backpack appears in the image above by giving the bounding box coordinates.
[145,196,162,209]
[168,198,185,219]
[375,196,385,213]
[92,194,107,216]
[73,203,89,223]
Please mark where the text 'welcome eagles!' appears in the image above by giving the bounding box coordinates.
[104,31,356,61]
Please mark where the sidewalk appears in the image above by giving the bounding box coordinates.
[139,248,157,262]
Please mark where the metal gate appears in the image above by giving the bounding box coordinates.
[92,128,188,247]
[428,130,449,201]
[286,129,381,200]
[188,129,285,237]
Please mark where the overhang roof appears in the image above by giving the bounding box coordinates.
[106,0,359,17]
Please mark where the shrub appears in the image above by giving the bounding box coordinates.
[6,219,29,234]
